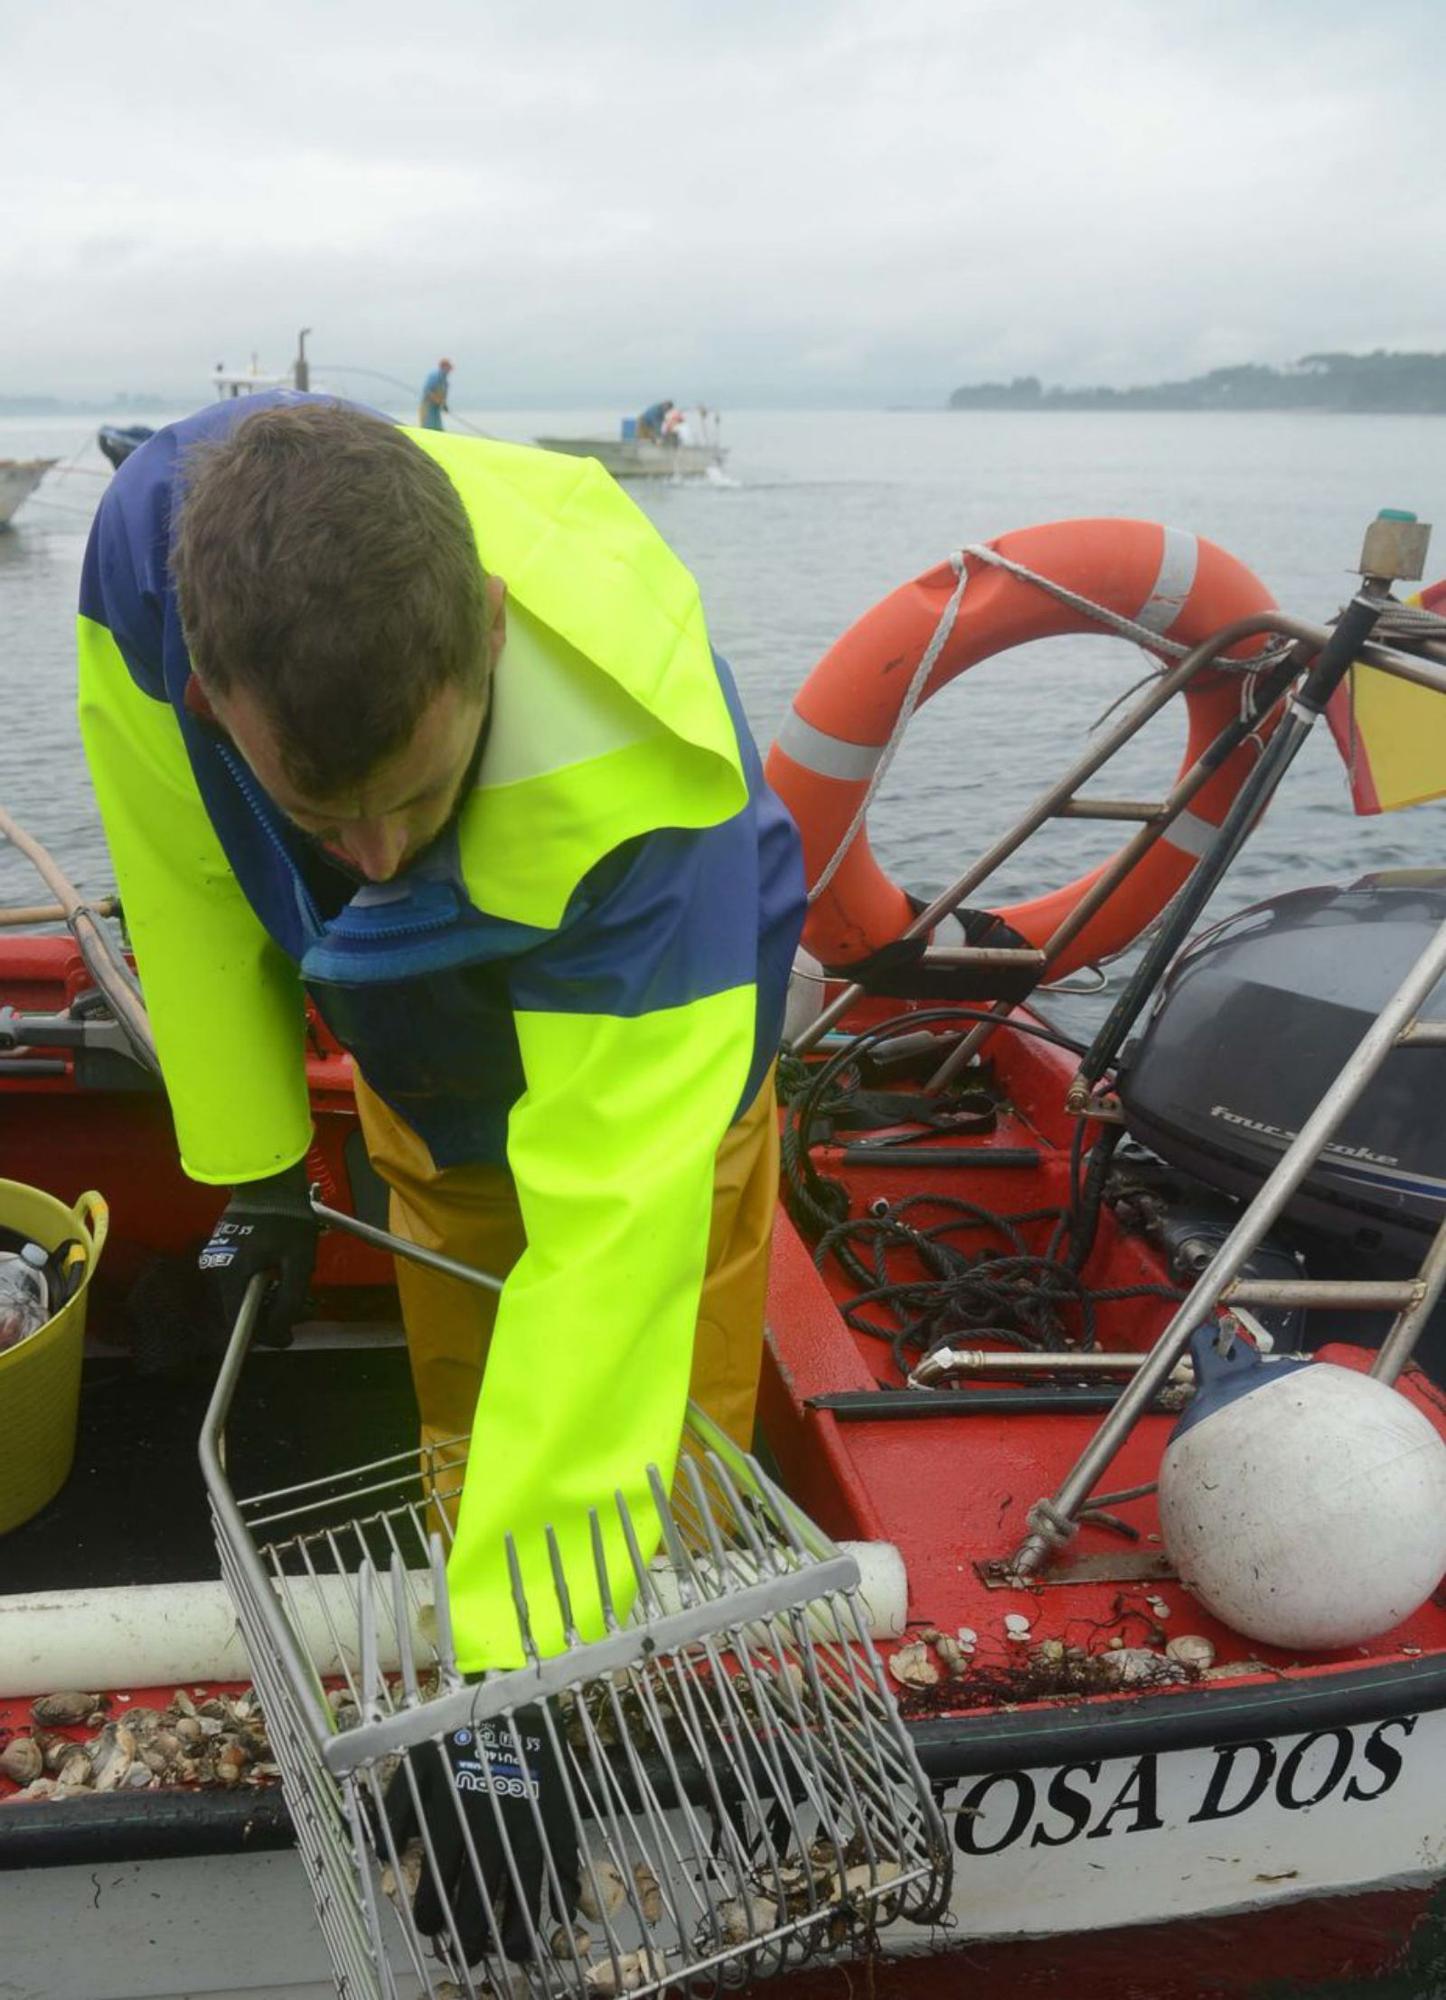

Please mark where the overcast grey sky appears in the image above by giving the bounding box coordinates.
[3,0,1443,406]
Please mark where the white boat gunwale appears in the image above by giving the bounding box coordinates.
[0,458,59,527]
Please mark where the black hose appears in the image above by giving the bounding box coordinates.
[781,1010,1179,1380]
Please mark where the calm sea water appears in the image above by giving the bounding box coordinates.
[2,406,1446,1990]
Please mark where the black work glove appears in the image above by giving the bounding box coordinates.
[197,1161,318,1350]
[385,1706,580,1965]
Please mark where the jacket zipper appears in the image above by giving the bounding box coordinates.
[325,910,461,943]
[216,742,325,935]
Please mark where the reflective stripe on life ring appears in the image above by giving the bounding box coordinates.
[765,518,1276,977]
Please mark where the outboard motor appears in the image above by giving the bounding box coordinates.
[1118,872,1446,1259]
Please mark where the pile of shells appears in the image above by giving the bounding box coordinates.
[888,1624,982,1692]
[379,1822,900,1990]
[883,1620,1222,1711]
[0,1687,281,1803]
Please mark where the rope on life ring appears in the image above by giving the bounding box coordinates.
[765,518,1278,982]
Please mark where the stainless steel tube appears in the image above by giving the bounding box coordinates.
[1371,1217,1446,1386]
[310,1195,505,1293]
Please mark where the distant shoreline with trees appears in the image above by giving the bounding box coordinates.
[947,351,1446,414]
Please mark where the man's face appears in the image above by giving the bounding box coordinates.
[208,577,505,883]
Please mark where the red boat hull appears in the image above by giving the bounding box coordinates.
[777,1885,1436,1999]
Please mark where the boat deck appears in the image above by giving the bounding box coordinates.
[761,1016,1446,1717]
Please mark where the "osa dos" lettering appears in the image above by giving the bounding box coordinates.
[948,1716,1418,1857]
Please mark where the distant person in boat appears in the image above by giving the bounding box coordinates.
[418,356,452,429]
[76,395,803,1722]
[636,397,673,441]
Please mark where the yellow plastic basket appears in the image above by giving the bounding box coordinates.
[0,1181,108,1535]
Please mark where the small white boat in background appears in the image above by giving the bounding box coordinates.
[211,328,317,402]
[0,460,57,528]
[537,407,728,479]
[210,358,297,400]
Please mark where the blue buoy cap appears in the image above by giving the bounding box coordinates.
[1377,508,1418,522]
[1170,1324,1311,1439]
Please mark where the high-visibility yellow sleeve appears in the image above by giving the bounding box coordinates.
[77,615,312,1184]
[445,984,756,1671]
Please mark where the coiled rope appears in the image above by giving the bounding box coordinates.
[780,1010,1182,1381]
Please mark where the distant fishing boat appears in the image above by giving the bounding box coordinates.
[536,408,727,479]
[209,358,298,399]
[0,459,56,528]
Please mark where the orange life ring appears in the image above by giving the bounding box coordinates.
[765,519,1276,979]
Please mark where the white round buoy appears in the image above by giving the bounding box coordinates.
[782,948,827,1046]
[1158,1331,1446,1651]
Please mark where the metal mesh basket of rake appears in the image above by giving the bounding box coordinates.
[201,1280,951,2000]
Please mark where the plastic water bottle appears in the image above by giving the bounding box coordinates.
[0,1243,51,1352]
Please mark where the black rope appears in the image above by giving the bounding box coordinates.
[781,1009,1181,1380]
[781,1005,1083,1239]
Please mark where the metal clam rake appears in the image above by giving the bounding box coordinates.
[200,1280,950,2000]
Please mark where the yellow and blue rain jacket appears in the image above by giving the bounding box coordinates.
[77,393,805,1667]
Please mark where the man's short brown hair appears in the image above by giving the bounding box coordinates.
[171,400,488,796]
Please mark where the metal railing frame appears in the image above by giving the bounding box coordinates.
[1010,911,1446,1578]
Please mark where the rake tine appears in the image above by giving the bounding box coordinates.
[700,1451,787,1576]
[588,1507,621,1632]
[390,1552,421,1708]
[652,1639,778,1906]
[699,1628,820,1897]
[644,1464,695,1589]
[358,1558,387,1726]
[615,1487,667,1620]
[504,1531,541,1665]
[546,1523,581,1647]
[432,1737,508,1999]
[428,1532,465,1695]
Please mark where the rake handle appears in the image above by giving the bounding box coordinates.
[309,1192,506,1292]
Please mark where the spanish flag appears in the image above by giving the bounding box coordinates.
[1327,579,1446,813]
